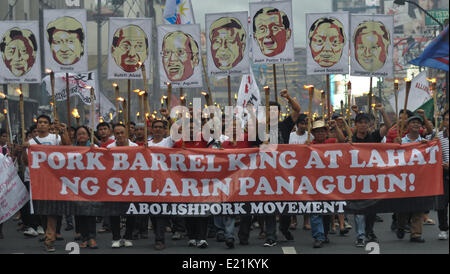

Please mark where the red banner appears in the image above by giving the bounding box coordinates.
[29,140,443,204]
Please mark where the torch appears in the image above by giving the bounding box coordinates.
[89,86,95,145]
[46,69,57,121]
[113,83,119,123]
[394,79,399,122]
[166,82,172,110]
[305,85,314,143]
[16,87,25,144]
[399,78,412,138]
[72,108,80,128]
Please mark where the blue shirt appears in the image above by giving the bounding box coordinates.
[401,134,424,144]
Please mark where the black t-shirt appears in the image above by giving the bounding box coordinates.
[352,130,383,143]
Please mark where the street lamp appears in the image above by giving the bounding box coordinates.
[393,0,444,30]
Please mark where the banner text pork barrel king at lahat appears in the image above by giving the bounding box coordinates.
[28,141,444,215]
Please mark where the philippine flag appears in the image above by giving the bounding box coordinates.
[163,0,195,25]
[409,26,449,72]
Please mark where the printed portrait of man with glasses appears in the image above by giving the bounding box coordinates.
[161,31,200,82]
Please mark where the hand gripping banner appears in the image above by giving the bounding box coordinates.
[28,140,443,216]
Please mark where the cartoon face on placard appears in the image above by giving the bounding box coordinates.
[44,9,87,72]
[306,13,349,75]
[0,21,41,83]
[158,24,203,88]
[250,1,294,64]
[108,18,152,79]
[350,15,394,78]
[206,12,249,76]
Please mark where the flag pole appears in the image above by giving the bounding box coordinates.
[140,62,151,117]
[368,77,373,113]
[264,86,270,144]
[0,92,12,143]
[347,81,352,125]
[394,79,399,123]
[46,69,57,121]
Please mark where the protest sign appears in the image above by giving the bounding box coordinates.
[43,9,88,73]
[29,140,443,216]
[107,18,152,80]
[0,154,29,224]
[0,21,42,84]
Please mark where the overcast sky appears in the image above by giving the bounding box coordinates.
[191,0,333,47]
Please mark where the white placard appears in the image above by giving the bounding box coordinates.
[0,21,42,83]
[350,14,394,78]
[0,154,29,224]
[249,0,295,64]
[306,13,349,75]
[107,18,152,80]
[158,24,203,88]
[206,12,250,77]
[43,9,88,73]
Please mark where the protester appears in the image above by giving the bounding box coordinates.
[288,114,313,231]
[22,115,71,252]
[394,116,428,243]
[73,126,98,249]
[307,119,345,248]
[349,106,391,247]
[437,110,449,240]
[107,123,138,248]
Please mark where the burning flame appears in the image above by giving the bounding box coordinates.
[45,69,52,74]
[0,92,5,99]
[16,88,22,95]
[137,112,140,117]
[3,108,7,114]
[133,89,140,93]
[404,78,411,82]
[394,79,399,84]
[264,86,270,90]
[72,108,80,118]
[117,97,124,102]
[201,91,208,96]
[109,113,113,120]
[166,82,171,87]
[112,83,118,88]
[426,78,437,83]
[138,90,146,96]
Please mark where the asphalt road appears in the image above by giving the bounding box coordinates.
[0,211,448,254]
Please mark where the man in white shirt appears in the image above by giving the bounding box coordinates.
[289,114,313,145]
[288,114,313,231]
[22,115,71,252]
[107,124,137,248]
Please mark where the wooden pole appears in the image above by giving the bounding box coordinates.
[140,63,151,116]
[144,92,149,146]
[18,85,25,144]
[282,64,288,90]
[48,70,57,121]
[273,64,278,104]
[90,87,95,145]
[65,73,71,129]
[368,77,373,112]
[326,74,331,120]
[167,82,173,109]
[394,79,399,122]
[347,81,352,125]
[399,79,412,138]
[431,79,438,136]
[113,83,119,124]
[127,79,131,132]
[321,91,326,118]
[201,55,212,95]
[3,108,11,143]
[264,86,270,144]
[306,85,314,143]
[227,75,232,107]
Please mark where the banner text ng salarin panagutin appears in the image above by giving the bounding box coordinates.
[28,140,444,216]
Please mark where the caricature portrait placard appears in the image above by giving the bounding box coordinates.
[107,18,152,80]
[249,0,294,65]
[206,12,250,77]
[158,24,203,88]
[306,13,349,75]
[0,21,41,83]
[350,14,394,78]
[43,9,88,73]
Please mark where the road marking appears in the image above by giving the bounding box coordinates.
[282,246,297,254]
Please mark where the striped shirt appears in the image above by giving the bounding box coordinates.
[437,130,449,164]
